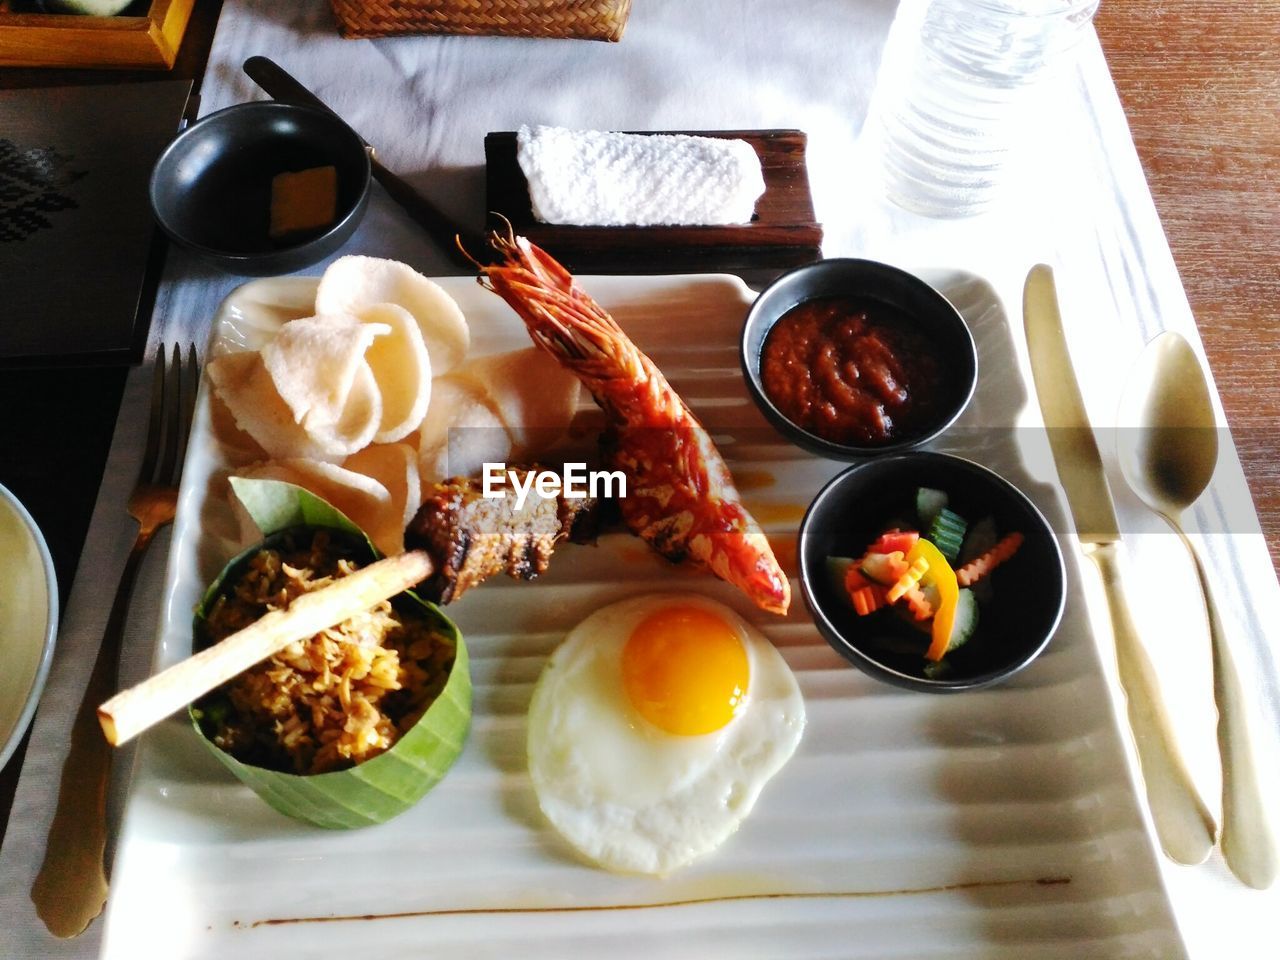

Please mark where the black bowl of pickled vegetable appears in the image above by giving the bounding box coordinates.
[740,259,977,458]
[798,452,1065,692]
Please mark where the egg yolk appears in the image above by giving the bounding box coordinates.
[622,605,749,736]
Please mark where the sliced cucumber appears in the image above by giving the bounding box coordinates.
[826,556,859,603]
[915,487,949,528]
[919,581,941,611]
[923,658,952,681]
[859,551,902,586]
[946,588,979,653]
[927,507,968,562]
[959,516,998,564]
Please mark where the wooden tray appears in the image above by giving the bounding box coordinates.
[484,129,824,275]
[0,0,195,69]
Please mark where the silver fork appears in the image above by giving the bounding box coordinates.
[32,344,199,939]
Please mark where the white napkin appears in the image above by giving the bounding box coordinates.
[515,125,766,226]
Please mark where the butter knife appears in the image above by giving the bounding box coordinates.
[1023,264,1217,865]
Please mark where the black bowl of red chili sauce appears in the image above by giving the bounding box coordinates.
[740,259,977,458]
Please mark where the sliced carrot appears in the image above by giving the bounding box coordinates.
[903,585,934,621]
[887,554,909,582]
[870,530,920,555]
[844,564,871,593]
[886,556,929,603]
[956,532,1024,586]
[851,585,887,616]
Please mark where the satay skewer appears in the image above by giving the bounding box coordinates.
[98,466,599,748]
[98,549,434,747]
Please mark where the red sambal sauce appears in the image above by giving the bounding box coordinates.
[759,297,944,445]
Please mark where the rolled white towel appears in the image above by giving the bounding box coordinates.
[516,125,766,227]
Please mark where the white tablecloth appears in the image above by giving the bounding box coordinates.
[2,1,1276,957]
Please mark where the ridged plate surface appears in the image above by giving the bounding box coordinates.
[100,272,1183,959]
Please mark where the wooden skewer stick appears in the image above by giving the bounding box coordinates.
[98,549,435,747]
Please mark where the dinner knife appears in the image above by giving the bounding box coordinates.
[1023,264,1217,866]
[242,56,483,269]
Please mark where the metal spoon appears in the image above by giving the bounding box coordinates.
[1118,331,1278,889]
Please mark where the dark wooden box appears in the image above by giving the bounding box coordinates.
[485,129,823,275]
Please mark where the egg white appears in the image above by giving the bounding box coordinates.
[525,593,805,875]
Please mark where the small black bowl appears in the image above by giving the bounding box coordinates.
[740,258,977,458]
[149,102,371,276]
[798,452,1065,692]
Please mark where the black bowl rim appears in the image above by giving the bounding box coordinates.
[148,100,372,265]
[739,257,978,459]
[797,451,1066,692]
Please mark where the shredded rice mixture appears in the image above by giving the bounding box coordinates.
[197,531,453,775]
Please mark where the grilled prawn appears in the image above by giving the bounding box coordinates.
[478,232,790,615]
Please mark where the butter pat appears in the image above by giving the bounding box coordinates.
[516,125,765,227]
[269,165,338,240]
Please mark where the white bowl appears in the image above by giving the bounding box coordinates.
[0,483,58,771]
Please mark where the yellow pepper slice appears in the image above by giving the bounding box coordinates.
[907,538,958,661]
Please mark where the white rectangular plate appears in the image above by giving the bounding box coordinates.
[101,271,1185,959]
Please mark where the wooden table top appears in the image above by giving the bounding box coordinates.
[1095,2,1280,578]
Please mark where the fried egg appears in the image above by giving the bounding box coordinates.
[526,593,805,874]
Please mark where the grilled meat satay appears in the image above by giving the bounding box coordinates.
[405,467,599,604]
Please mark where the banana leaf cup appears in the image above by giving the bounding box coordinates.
[189,477,471,829]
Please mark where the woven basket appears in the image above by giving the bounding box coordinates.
[329,0,633,41]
